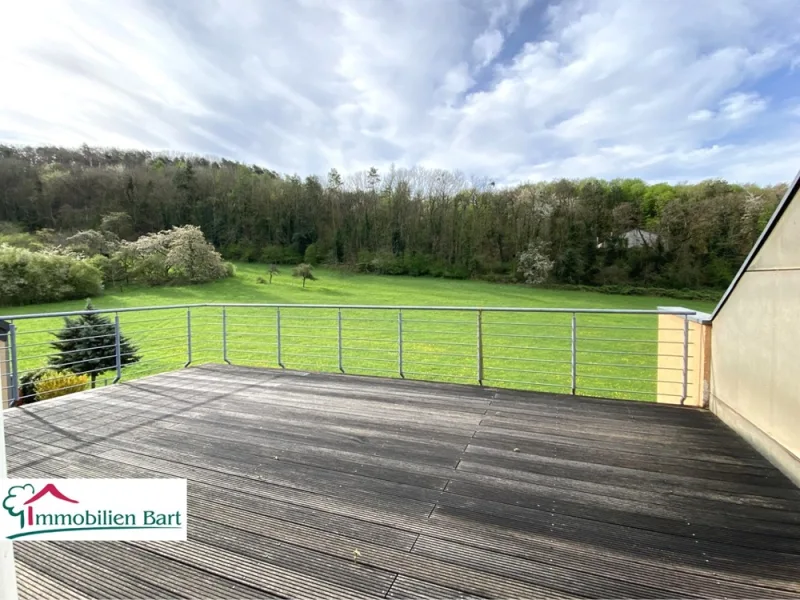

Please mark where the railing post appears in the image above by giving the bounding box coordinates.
[8,323,18,406]
[276,308,284,368]
[570,313,577,395]
[184,309,192,368]
[337,308,344,373]
[398,310,404,378]
[477,310,484,385]
[680,316,689,405]
[113,314,122,383]
[222,308,231,365]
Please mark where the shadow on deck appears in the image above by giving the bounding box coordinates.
[5,364,800,599]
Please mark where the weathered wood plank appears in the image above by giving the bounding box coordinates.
[424,505,800,593]
[386,575,487,599]
[7,364,800,600]
[15,561,91,600]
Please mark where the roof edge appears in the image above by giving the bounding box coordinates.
[711,167,800,321]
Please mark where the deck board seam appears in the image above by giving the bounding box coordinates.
[8,365,800,600]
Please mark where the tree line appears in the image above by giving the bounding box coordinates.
[0,144,787,292]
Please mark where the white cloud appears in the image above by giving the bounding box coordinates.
[718,92,768,121]
[473,29,505,67]
[0,0,799,185]
[689,110,715,122]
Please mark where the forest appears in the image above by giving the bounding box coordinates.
[0,145,786,295]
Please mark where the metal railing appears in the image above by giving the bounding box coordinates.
[0,303,696,406]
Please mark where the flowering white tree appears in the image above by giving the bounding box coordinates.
[165,226,228,283]
[516,242,554,284]
[122,226,229,285]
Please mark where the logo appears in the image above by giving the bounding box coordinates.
[1,479,187,540]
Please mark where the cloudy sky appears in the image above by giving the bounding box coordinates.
[2,0,800,185]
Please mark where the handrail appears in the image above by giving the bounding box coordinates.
[0,302,696,321]
[0,302,697,406]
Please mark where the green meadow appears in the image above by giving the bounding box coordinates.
[1,264,717,401]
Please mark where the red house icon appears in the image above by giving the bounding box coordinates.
[23,483,78,526]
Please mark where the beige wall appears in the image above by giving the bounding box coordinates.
[656,313,711,407]
[711,192,800,486]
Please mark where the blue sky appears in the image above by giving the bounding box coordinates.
[2,0,800,185]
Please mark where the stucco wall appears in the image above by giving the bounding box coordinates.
[710,191,800,486]
[656,312,711,407]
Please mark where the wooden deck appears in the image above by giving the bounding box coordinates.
[4,364,800,599]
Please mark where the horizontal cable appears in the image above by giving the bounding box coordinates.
[485,366,569,378]
[481,377,568,390]
[125,350,187,363]
[15,333,117,349]
[576,348,688,358]
[119,316,182,327]
[279,326,338,332]
[341,317,396,323]
[273,361,332,371]
[400,361,473,371]
[279,332,337,339]
[279,352,337,361]
[482,321,570,328]
[404,350,471,360]
[401,319,473,326]
[220,313,276,321]
[343,356,397,365]
[341,336,397,345]
[121,342,184,356]
[127,324,189,335]
[275,315,337,322]
[483,332,571,341]
[221,348,274,356]
[122,354,186,370]
[224,331,276,338]
[576,336,658,344]
[17,341,118,363]
[576,372,691,385]
[119,363,180,379]
[400,370,470,379]
[17,352,119,375]
[483,344,571,353]
[483,355,572,366]
[13,321,114,335]
[404,340,475,348]
[577,385,657,397]
[570,323,657,331]
[126,333,187,346]
[342,345,396,353]
[344,366,398,375]
[577,361,672,371]
[340,326,397,334]
[577,337,692,345]
[402,328,473,336]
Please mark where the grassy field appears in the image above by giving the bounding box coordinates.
[1,263,717,402]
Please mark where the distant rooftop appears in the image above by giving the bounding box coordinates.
[622,228,659,248]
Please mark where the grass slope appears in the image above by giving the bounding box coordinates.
[1,263,717,402]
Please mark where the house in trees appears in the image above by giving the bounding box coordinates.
[622,228,660,248]
[597,228,660,250]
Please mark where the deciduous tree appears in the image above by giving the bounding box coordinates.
[292,263,316,288]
